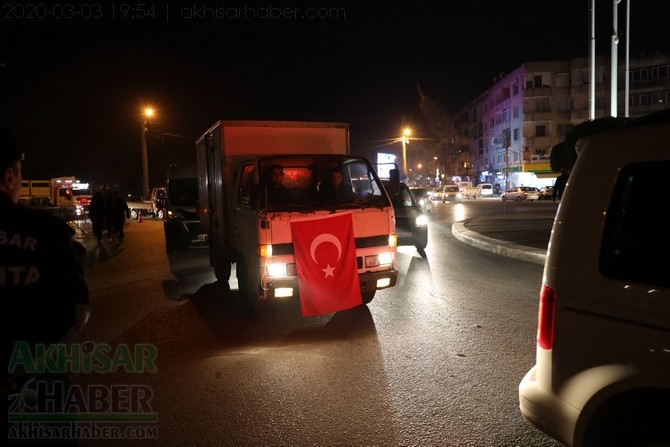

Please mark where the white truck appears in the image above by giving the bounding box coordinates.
[458,181,480,198]
[125,187,167,219]
[20,178,77,208]
[196,120,399,315]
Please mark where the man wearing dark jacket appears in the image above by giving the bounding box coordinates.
[1,128,90,443]
[110,190,130,242]
[552,171,568,202]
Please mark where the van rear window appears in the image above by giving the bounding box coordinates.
[600,161,670,287]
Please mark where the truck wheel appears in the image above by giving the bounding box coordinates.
[361,290,375,304]
[235,259,257,318]
[130,209,138,220]
[214,261,231,283]
[156,209,164,219]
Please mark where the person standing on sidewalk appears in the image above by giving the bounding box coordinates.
[88,190,106,244]
[110,190,130,242]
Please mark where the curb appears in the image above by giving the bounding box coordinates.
[451,220,547,266]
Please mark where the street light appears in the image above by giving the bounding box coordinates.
[401,127,411,178]
[141,107,154,200]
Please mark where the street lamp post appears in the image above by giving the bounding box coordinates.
[401,127,411,179]
[141,107,153,200]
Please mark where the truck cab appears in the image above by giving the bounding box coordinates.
[196,120,399,316]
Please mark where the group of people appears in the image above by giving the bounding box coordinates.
[265,164,353,206]
[1,128,90,441]
[88,189,130,244]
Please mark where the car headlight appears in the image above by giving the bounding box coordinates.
[415,214,428,227]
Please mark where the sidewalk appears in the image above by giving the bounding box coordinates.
[451,214,554,265]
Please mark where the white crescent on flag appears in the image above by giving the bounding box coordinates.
[309,233,342,264]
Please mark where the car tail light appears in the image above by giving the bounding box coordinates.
[537,284,556,350]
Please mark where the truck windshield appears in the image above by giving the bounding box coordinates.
[258,155,390,210]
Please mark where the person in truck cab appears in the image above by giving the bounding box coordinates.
[266,164,291,205]
[321,167,352,201]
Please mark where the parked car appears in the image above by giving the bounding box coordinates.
[18,195,55,208]
[384,181,428,250]
[501,186,540,201]
[519,110,670,447]
[478,183,494,197]
[17,195,76,220]
[409,186,431,213]
[538,185,554,200]
[441,185,462,203]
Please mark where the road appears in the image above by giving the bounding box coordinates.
[65,198,562,446]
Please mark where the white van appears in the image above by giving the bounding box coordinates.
[518,110,670,446]
[478,183,493,196]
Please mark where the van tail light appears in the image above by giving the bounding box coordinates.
[537,284,556,350]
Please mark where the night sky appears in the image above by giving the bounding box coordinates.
[1,0,668,193]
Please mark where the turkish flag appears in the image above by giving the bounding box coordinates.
[290,212,362,316]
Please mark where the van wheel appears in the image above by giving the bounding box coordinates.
[584,392,670,446]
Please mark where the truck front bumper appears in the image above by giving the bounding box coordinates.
[259,268,398,300]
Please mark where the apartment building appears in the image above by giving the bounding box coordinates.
[450,52,670,191]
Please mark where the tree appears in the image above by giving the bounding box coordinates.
[550,116,629,173]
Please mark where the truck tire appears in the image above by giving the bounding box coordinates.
[234,258,257,318]
[212,248,232,283]
[156,209,164,219]
[361,290,375,304]
[130,209,139,220]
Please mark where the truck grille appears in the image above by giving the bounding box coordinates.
[271,235,390,256]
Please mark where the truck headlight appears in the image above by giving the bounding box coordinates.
[265,262,296,278]
[266,263,286,277]
[365,252,394,268]
[415,214,428,227]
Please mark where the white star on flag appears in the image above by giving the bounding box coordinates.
[321,264,335,278]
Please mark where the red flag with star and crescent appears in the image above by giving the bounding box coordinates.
[290,212,361,316]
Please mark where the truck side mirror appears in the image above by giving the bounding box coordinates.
[387,168,400,195]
